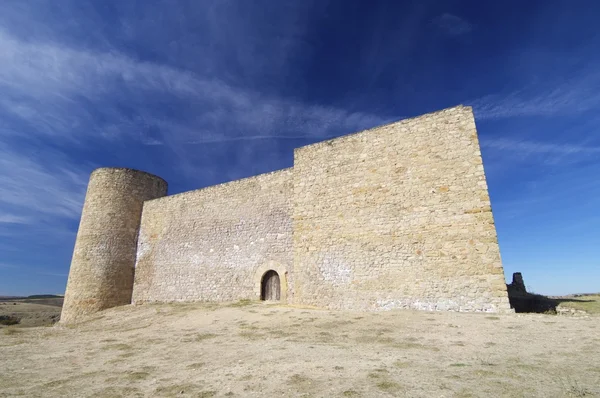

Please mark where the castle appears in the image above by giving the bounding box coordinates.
[60,105,512,324]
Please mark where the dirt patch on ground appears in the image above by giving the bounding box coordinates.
[1,302,599,397]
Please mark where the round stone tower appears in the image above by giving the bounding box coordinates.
[60,168,167,324]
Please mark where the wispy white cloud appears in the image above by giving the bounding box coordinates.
[140,105,387,147]
[481,137,600,171]
[0,215,32,224]
[483,138,600,156]
[431,13,472,36]
[0,27,388,146]
[472,67,600,120]
[0,0,391,295]
[0,6,391,249]
[0,140,89,235]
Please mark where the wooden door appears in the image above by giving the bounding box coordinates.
[261,271,280,301]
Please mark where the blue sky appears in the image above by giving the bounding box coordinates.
[0,0,598,296]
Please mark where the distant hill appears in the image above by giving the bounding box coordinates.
[0,295,64,307]
[0,294,63,300]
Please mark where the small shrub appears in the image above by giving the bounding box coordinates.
[288,373,314,390]
[126,371,150,381]
[288,374,312,385]
[0,315,20,326]
[195,333,218,341]
[366,368,391,383]
[376,381,402,393]
[559,376,594,397]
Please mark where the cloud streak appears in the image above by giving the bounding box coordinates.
[0,140,89,233]
[0,215,32,224]
[483,138,600,156]
[0,27,388,147]
[472,67,600,120]
[0,6,392,266]
[431,13,472,36]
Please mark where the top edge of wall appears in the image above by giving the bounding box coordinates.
[294,104,473,154]
[144,166,293,204]
[91,167,167,185]
[140,105,473,204]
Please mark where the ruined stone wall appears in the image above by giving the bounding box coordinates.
[61,168,167,324]
[292,106,511,312]
[132,169,293,304]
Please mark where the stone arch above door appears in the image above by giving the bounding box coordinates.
[254,261,288,303]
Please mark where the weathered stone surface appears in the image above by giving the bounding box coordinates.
[61,168,167,324]
[63,105,512,322]
[131,169,293,304]
[291,105,511,312]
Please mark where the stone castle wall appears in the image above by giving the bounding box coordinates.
[62,105,512,323]
[292,106,511,312]
[132,169,293,304]
[61,168,167,324]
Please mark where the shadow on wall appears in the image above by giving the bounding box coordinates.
[506,272,594,313]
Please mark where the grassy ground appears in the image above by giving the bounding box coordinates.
[0,300,61,328]
[557,295,600,315]
[1,301,599,397]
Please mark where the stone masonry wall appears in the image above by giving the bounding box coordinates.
[292,106,512,312]
[61,168,167,324]
[132,169,293,304]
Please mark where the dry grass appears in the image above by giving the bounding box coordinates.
[0,303,598,397]
[194,333,218,341]
[375,380,403,393]
[0,301,60,327]
[226,299,254,308]
[102,343,133,351]
[2,326,23,335]
[558,294,600,314]
[125,371,150,381]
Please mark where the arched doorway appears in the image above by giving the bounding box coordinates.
[261,270,280,301]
